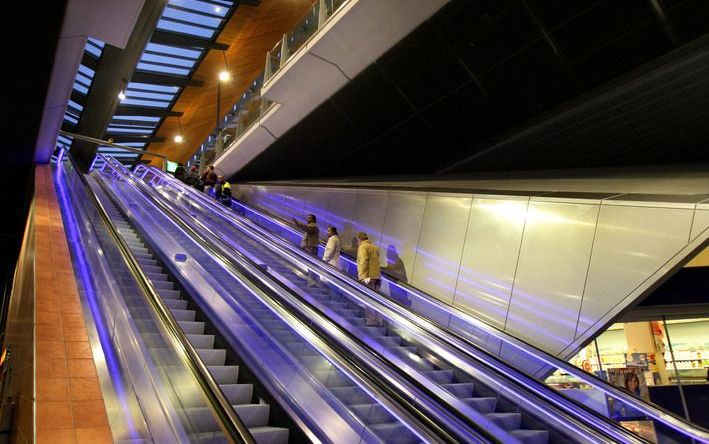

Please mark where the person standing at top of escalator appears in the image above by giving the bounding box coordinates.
[202,165,217,194]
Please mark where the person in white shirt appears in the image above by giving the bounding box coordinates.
[322,226,342,270]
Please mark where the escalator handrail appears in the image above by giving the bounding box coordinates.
[133,163,652,444]
[104,157,467,443]
[142,165,709,443]
[69,154,256,443]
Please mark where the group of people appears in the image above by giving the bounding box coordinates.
[292,213,383,326]
[174,164,232,206]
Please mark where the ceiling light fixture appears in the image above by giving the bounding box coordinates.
[174,115,185,143]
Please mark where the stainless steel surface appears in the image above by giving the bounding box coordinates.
[61,130,169,163]
[691,208,709,241]
[78,155,256,443]
[505,200,600,354]
[411,193,472,305]
[453,196,529,329]
[325,188,359,252]
[221,180,709,442]
[379,191,426,276]
[576,204,694,338]
[350,190,389,246]
[237,182,709,361]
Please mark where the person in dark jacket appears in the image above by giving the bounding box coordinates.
[174,164,186,182]
[201,165,217,194]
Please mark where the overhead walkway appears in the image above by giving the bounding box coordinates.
[124,163,709,444]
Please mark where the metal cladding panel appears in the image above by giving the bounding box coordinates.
[237,184,254,203]
[255,185,287,218]
[411,193,472,305]
[325,188,360,254]
[505,200,600,354]
[691,208,709,242]
[379,191,426,277]
[576,204,695,338]
[281,187,309,221]
[453,197,529,329]
[350,190,390,247]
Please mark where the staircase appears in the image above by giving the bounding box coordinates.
[89,175,289,444]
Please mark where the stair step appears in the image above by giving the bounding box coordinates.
[164,298,188,310]
[196,348,226,366]
[170,309,196,321]
[179,321,205,334]
[444,382,475,398]
[349,404,392,425]
[159,289,182,300]
[233,404,270,428]
[249,426,289,444]
[464,397,497,413]
[365,422,419,444]
[187,334,215,349]
[510,429,549,444]
[208,365,239,384]
[485,412,521,431]
[424,369,454,384]
[329,386,371,406]
[222,384,253,405]
[314,370,352,388]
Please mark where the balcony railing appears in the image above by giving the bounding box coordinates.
[191,0,350,170]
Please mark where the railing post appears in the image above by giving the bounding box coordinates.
[280,33,288,65]
[264,51,272,80]
[318,0,328,27]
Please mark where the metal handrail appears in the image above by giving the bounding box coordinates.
[137,164,654,443]
[65,153,255,443]
[60,130,170,171]
[103,155,461,443]
[145,164,709,444]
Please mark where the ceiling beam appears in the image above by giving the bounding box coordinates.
[70,0,169,171]
[151,30,229,51]
[130,71,204,87]
[108,135,166,143]
[114,105,183,117]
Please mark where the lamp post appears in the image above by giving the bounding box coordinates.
[215,51,231,158]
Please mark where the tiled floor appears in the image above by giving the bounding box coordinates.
[34,166,112,444]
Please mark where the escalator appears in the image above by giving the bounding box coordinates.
[134,162,709,444]
[89,178,291,442]
[96,155,610,443]
[87,155,657,443]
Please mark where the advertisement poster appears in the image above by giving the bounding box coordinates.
[607,367,650,420]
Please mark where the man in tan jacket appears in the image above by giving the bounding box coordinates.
[356,232,382,325]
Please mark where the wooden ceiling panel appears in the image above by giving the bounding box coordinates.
[146,0,315,166]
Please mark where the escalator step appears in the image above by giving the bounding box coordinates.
[164,298,188,310]
[187,334,215,349]
[232,404,270,428]
[169,309,196,321]
[249,426,289,444]
[208,365,239,384]
[510,429,549,444]
[443,382,475,398]
[178,321,205,334]
[314,370,352,388]
[221,383,253,404]
[349,404,392,425]
[464,397,497,413]
[329,386,371,406]
[424,369,454,384]
[485,412,521,431]
[365,422,419,444]
[372,336,402,347]
[196,348,226,366]
[159,289,182,300]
